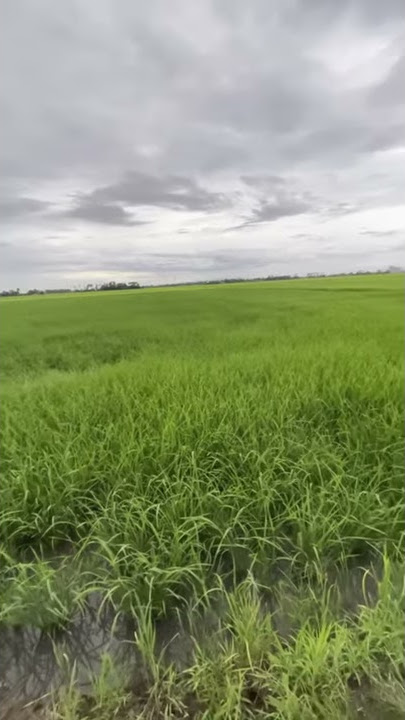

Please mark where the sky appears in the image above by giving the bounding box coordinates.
[1,0,404,290]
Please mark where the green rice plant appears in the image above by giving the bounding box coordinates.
[0,549,92,629]
[0,274,403,716]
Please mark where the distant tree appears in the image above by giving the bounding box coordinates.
[98,280,141,292]
[266,275,292,281]
[44,288,72,294]
[0,289,20,297]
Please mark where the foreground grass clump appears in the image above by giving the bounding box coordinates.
[46,564,404,720]
[0,274,403,718]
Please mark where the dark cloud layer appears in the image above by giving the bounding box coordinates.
[91,173,228,212]
[65,198,147,226]
[60,172,229,226]
[1,0,404,286]
[0,197,51,220]
[245,197,310,225]
[2,0,404,184]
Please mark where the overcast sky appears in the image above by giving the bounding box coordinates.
[1,0,404,290]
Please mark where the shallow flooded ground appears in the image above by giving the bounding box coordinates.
[2,560,402,719]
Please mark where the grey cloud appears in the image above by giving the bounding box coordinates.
[318,245,403,258]
[363,123,404,154]
[360,229,399,236]
[231,175,314,228]
[3,234,404,292]
[124,249,273,273]
[323,202,359,217]
[285,115,404,165]
[162,127,250,174]
[65,197,148,226]
[195,73,318,137]
[74,172,229,213]
[241,175,286,189]
[0,197,51,220]
[230,193,311,231]
[1,239,284,276]
[2,0,404,185]
[358,231,404,251]
[5,237,401,283]
[248,198,310,224]
[292,233,324,241]
[368,54,405,108]
[281,1,402,33]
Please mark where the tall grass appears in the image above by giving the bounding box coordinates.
[0,274,403,717]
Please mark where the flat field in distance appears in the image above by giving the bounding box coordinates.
[0,274,404,719]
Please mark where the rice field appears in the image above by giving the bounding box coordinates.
[0,274,404,719]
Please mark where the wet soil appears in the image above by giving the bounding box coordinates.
[0,559,397,719]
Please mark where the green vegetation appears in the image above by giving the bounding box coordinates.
[0,274,404,718]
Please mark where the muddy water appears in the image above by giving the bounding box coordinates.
[0,561,388,718]
[0,593,137,716]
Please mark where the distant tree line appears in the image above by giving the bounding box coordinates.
[96,281,140,291]
[0,288,21,297]
[1,281,141,297]
[0,268,402,297]
[143,268,400,289]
